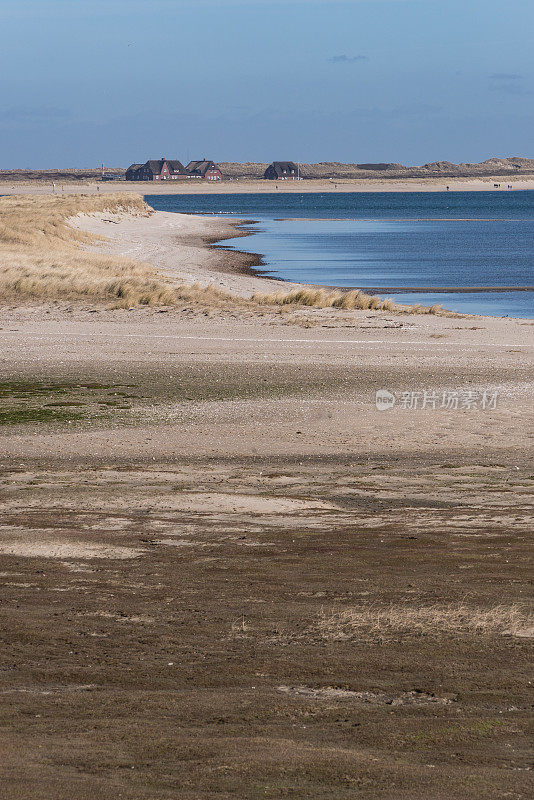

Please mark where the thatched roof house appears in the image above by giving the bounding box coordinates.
[264,161,301,180]
[126,158,221,181]
[185,160,222,181]
[125,164,143,180]
[125,159,187,181]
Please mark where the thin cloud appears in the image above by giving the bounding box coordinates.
[488,73,530,95]
[489,84,531,95]
[489,73,523,81]
[330,54,369,64]
[0,106,70,125]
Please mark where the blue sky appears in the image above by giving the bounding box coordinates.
[0,0,532,168]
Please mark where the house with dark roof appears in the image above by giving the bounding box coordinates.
[125,158,222,181]
[125,158,187,181]
[264,161,302,180]
[125,164,143,181]
[184,160,222,181]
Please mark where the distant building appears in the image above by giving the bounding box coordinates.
[185,160,222,181]
[264,161,301,180]
[125,158,222,181]
[126,159,187,181]
[125,164,143,181]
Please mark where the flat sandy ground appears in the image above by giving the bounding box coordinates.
[2,175,534,195]
[1,208,533,799]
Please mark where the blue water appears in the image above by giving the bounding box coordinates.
[147,192,534,318]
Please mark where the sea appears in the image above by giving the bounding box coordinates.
[146,191,534,318]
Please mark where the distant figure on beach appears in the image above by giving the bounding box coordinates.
[446,186,450,191]
[52,182,56,194]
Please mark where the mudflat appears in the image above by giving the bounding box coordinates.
[0,199,533,799]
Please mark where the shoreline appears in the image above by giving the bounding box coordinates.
[74,208,299,298]
[187,213,534,304]
[2,175,534,196]
[75,207,533,316]
[193,218,277,282]
[321,285,534,294]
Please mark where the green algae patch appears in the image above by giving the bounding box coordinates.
[0,380,135,428]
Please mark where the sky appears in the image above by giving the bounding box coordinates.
[0,0,533,168]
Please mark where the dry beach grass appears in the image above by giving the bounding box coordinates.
[315,603,533,641]
[0,193,165,306]
[252,287,443,314]
[0,194,244,309]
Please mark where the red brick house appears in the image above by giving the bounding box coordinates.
[126,159,187,181]
[184,160,222,181]
[126,158,222,181]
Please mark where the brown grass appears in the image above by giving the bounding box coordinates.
[0,194,245,309]
[252,287,444,315]
[315,603,533,640]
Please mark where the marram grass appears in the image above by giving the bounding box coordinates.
[0,193,444,313]
[252,287,443,314]
[0,193,242,309]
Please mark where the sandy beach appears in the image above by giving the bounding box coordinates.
[1,197,533,799]
[73,207,297,297]
[2,175,534,196]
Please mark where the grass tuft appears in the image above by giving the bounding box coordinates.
[252,287,445,315]
[315,603,533,640]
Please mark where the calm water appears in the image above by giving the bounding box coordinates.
[147,192,534,318]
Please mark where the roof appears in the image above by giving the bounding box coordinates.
[272,161,298,171]
[141,159,186,175]
[166,160,186,174]
[146,160,166,173]
[126,163,142,172]
[266,161,299,177]
[186,160,219,176]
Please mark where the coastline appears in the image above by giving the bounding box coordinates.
[78,207,532,310]
[74,208,298,297]
[75,207,534,312]
[2,175,534,196]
